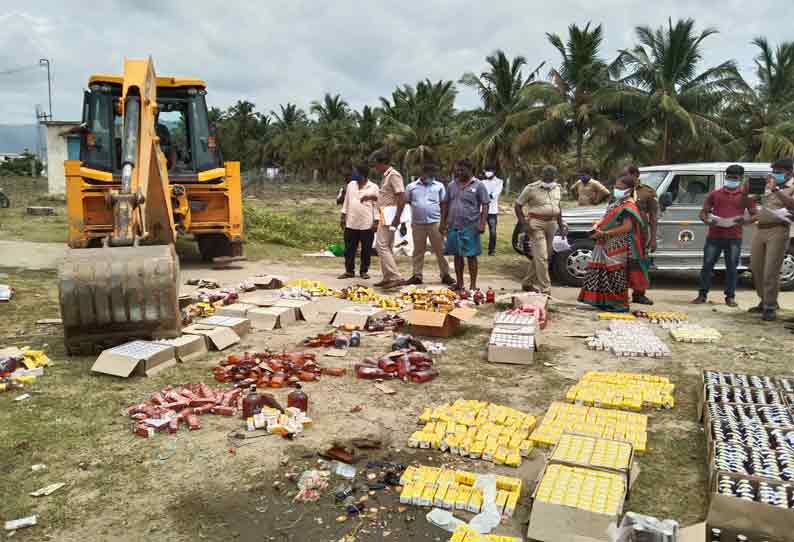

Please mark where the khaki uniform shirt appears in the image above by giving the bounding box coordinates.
[757,179,794,225]
[377,166,405,209]
[516,181,562,216]
[572,179,610,206]
[635,184,659,221]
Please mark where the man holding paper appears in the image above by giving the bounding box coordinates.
[749,158,794,321]
[692,164,757,307]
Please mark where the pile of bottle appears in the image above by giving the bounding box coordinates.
[242,384,311,436]
[535,464,625,516]
[365,314,407,332]
[410,400,537,467]
[399,465,521,519]
[633,310,689,325]
[717,474,793,508]
[125,383,243,438]
[586,321,671,357]
[714,441,794,482]
[705,384,784,406]
[669,324,722,343]
[704,371,777,389]
[550,433,633,472]
[565,371,675,410]
[712,418,794,452]
[303,331,361,348]
[354,347,437,383]
[707,403,794,429]
[529,402,648,453]
[211,351,346,389]
[449,525,521,542]
[0,349,50,393]
[401,286,459,312]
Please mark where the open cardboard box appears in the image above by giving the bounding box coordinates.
[196,315,251,336]
[91,340,177,378]
[404,307,476,338]
[247,306,296,330]
[252,274,285,289]
[214,303,257,319]
[331,306,387,329]
[273,298,319,322]
[182,324,240,350]
[527,462,626,542]
[239,290,283,307]
[155,335,207,363]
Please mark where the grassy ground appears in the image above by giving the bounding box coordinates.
[0,177,68,243]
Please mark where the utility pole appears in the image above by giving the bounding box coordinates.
[39,58,52,120]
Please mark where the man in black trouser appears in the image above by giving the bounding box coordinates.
[339,164,379,280]
[481,166,504,255]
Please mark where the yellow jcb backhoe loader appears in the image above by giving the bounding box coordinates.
[58,58,243,354]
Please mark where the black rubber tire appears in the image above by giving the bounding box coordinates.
[779,243,794,292]
[552,237,595,287]
[197,234,235,262]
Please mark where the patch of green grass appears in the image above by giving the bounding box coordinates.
[244,203,340,250]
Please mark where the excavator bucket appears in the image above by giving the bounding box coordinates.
[58,244,181,355]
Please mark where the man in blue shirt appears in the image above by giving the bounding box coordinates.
[405,162,455,286]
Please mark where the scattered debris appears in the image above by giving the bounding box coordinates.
[26,206,55,215]
[374,383,396,395]
[212,351,345,387]
[35,318,62,325]
[30,482,66,497]
[4,516,37,531]
[294,469,330,502]
[422,341,447,354]
[355,346,437,383]
[31,464,47,473]
[186,278,220,288]
[333,462,357,479]
[13,393,30,401]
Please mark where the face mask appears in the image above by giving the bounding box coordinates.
[613,188,628,199]
[484,171,494,179]
[773,172,788,184]
[542,181,556,189]
[724,179,741,190]
[579,175,591,183]
[351,173,362,182]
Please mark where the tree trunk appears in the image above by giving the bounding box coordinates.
[662,116,670,163]
[576,129,584,170]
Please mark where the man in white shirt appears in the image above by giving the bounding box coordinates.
[339,163,379,279]
[481,166,504,256]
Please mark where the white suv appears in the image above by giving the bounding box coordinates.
[552,162,794,290]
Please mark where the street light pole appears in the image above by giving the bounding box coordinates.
[39,58,52,120]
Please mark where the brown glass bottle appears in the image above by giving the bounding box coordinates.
[287,385,308,412]
[241,385,261,419]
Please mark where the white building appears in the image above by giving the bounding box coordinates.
[43,121,81,194]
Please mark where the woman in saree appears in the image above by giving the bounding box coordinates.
[578,176,650,312]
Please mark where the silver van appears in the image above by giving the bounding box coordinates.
[552,162,794,290]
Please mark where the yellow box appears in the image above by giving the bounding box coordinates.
[456,486,472,510]
[467,488,483,513]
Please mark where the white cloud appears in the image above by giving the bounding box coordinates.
[0,0,789,124]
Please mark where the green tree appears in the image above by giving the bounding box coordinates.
[309,94,355,180]
[269,103,310,175]
[609,18,742,163]
[352,105,382,160]
[460,50,543,177]
[510,23,613,171]
[379,79,457,175]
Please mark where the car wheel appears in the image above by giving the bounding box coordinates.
[552,238,594,287]
[780,244,794,292]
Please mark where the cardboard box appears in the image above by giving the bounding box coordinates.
[239,290,282,307]
[488,331,535,364]
[253,275,285,289]
[493,311,537,333]
[247,306,296,330]
[197,316,251,336]
[155,335,207,363]
[91,341,177,378]
[274,298,319,322]
[404,308,476,338]
[547,432,640,492]
[527,464,626,542]
[331,306,387,329]
[707,471,794,542]
[182,324,240,350]
[214,303,257,318]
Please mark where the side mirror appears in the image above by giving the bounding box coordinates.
[659,193,673,210]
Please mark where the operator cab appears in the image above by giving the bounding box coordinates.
[80,76,221,180]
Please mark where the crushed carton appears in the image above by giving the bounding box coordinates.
[247,306,296,330]
[253,274,285,289]
[197,315,251,336]
[404,307,476,338]
[91,341,176,378]
[155,335,207,363]
[182,324,240,350]
[331,306,387,329]
[274,298,319,322]
[214,302,257,318]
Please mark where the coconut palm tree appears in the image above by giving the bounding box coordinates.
[609,18,742,163]
[459,50,543,177]
[510,23,614,171]
[310,93,352,124]
[379,79,456,175]
[269,103,310,175]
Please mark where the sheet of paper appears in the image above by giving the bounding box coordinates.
[709,214,741,228]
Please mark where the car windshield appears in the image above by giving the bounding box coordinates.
[639,171,668,191]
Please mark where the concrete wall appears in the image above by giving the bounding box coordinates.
[45,123,80,194]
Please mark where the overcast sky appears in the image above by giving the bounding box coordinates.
[0,0,790,125]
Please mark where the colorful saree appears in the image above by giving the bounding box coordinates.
[578,197,650,312]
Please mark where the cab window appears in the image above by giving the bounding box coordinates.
[664,174,715,206]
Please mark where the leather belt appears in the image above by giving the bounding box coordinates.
[529,213,555,221]
[757,222,789,229]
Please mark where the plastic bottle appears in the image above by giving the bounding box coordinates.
[269,372,287,388]
[473,289,485,305]
[355,364,386,380]
[486,287,495,304]
[242,385,260,419]
[287,385,309,412]
[409,368,439,383]
[378,357,398,373]
[350,331,361,347]
[335,335,351,349]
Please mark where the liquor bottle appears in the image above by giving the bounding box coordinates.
[287,385,308,412]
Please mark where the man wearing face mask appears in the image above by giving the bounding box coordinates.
[404,162,455,286]
[571,168,610,206]
[514,165,567,293]
[691,165,757,307]
[749,158,794,321]
[481,166,504,255]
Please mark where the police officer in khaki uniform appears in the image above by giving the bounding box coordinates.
[750,158,794,322]
[514,165,567,293]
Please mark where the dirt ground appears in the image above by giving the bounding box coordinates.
[2,247,794,542]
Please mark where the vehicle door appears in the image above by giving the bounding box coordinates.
[656,171,717,266]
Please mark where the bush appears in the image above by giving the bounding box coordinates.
[243,204,340,249]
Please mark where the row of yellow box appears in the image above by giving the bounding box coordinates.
[550,433,632,471]
[422,419,536,442]
[399,466,522,494]
[419,400,536,431]
[449,525,521,542]
[399,483,518,517]
[565,371,675,410]
[535,464,625,516]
